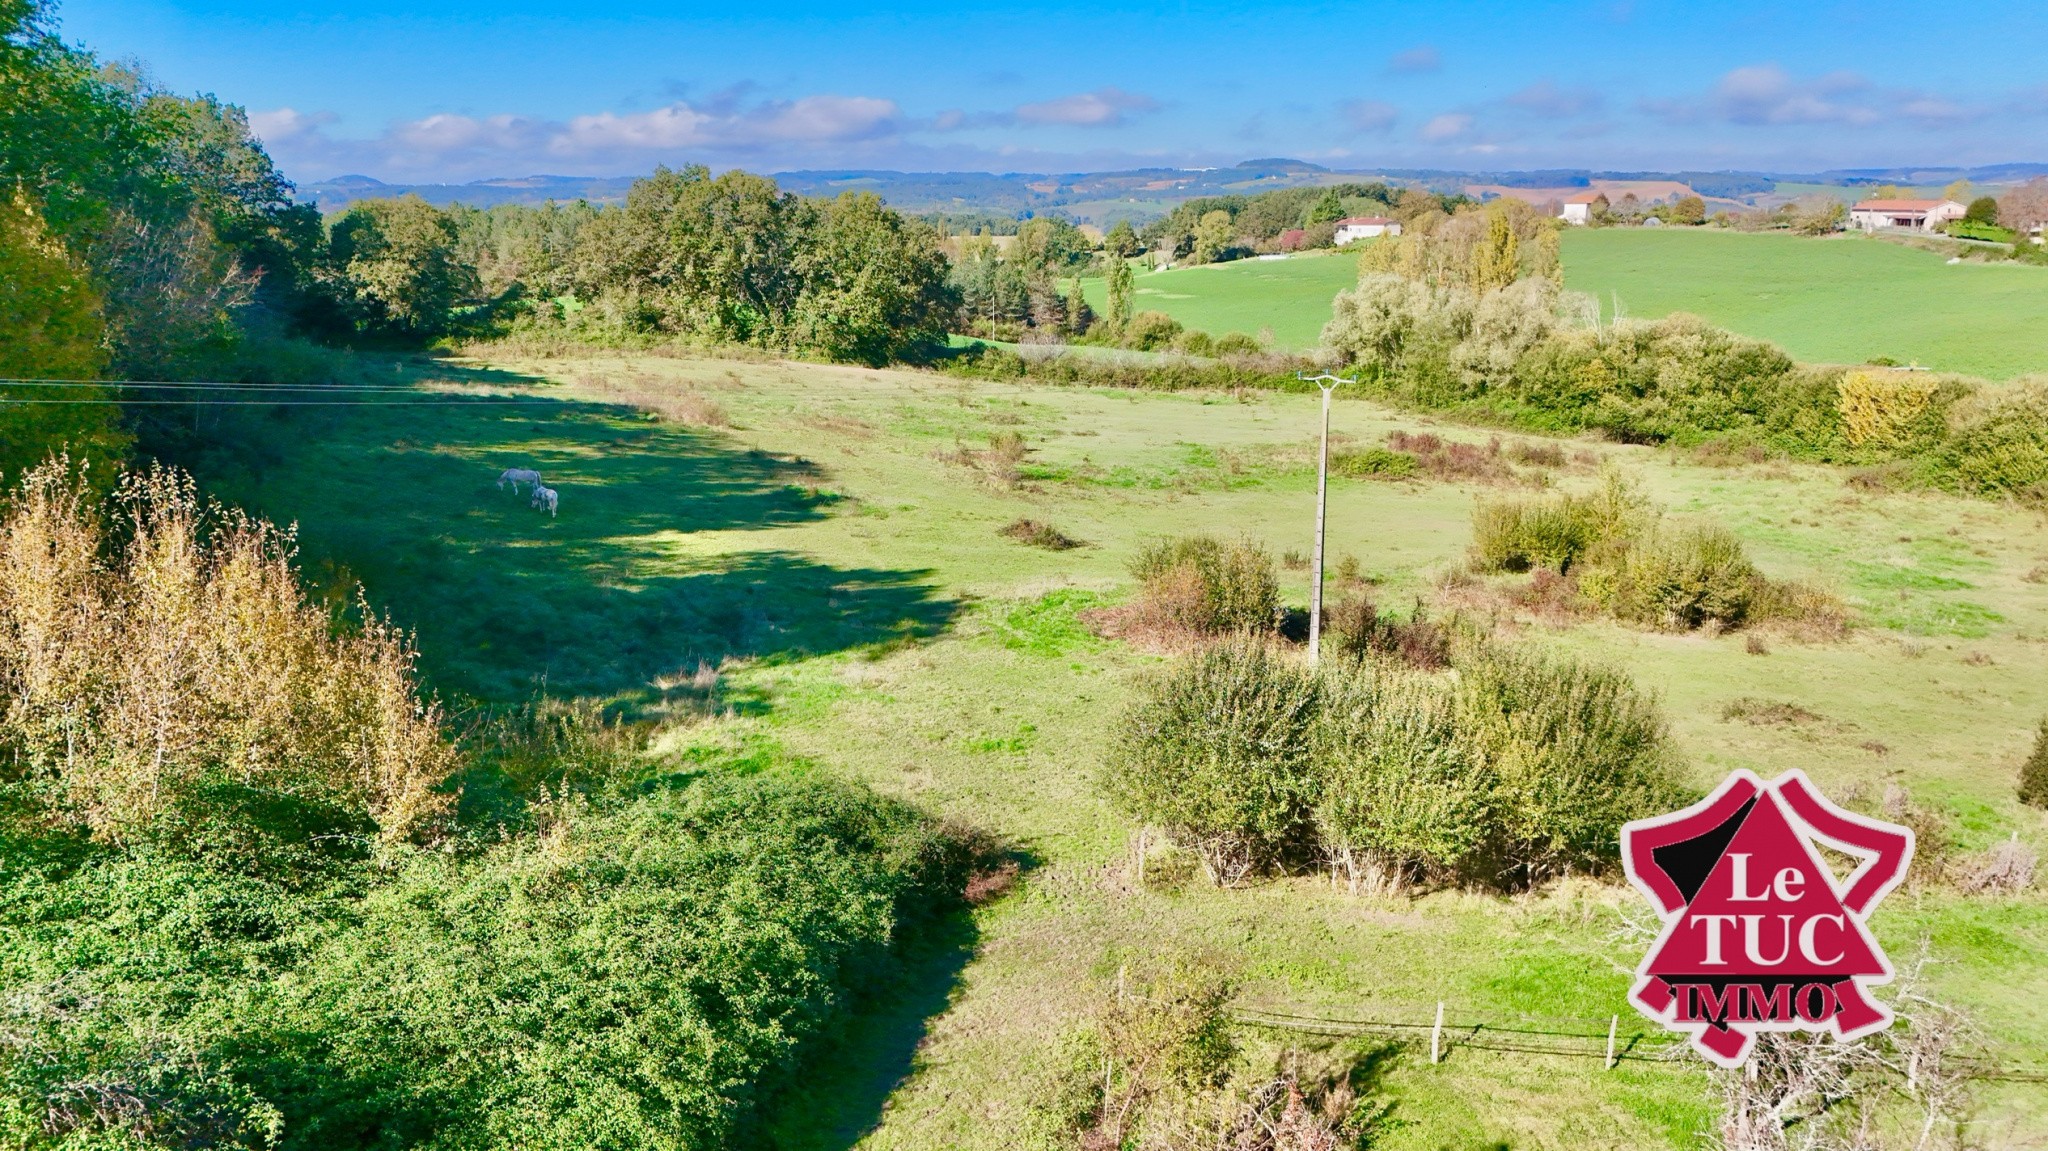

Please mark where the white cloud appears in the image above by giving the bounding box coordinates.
[1340,99,1398,133]
[249,93,905,180]
[1388,46,1441,74]
[1419,112,1473,142]
[1012,87,1159,127]
[1505,80,1602,118]
[1642,64,1977,130]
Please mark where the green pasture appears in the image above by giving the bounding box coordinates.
[1077,249,1361,350]
[190,354,2048,1148]
[1561,228,2048,380]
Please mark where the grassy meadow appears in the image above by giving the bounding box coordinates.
[1561,228,2048,380]
[1077,249,1362,350]
[184,353,2048,1149]
[1068,229,2048,384]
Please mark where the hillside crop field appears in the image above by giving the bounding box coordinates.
[1561,228,2048,380]
[1078,249,1361,350]
[177,351,2048,1150]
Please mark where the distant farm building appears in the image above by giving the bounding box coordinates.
[1559,192,1606,225]
[1333,216,1400,245]
[1849,199,1966,233]
[1278,228,1308,251]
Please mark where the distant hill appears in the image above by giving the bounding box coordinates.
[295,173,643,212]
[293,159,2046,221]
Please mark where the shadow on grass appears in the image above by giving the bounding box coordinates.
[760,906,979,1151]
[154,361,957,708]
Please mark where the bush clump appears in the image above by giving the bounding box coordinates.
[1469,471,1646,573]
[269,774,972,1150]
[1329,446,1417,479]
[1102,638,1320,885]
[1128,534,1280,637]
[1471,474,1837,633]
[1938,378,2048,503]
[1105,633,1683,889]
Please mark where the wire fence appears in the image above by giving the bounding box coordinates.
[1226,1002,2048,1083]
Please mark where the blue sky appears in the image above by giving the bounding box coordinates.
[61,0,2048,182]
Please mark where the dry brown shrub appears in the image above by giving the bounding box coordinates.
[1953,834,2036,895]
[998,518,1082,550]
[1720,698,1824,726]
[1386,430,1514,483]
[0,460,453,845]
[1748,578,1851,640]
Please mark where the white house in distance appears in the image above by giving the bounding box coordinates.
[1333,216,1401,245]
[1558,191,1606,225]
[1849,198,1967,232]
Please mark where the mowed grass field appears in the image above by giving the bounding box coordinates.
[1069,229,2048,381]
[1561,229,2048,380]
[1078,249,1361,350]
[192,354,2048,1149]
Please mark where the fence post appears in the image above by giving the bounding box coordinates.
[1606,1015,1619,1069]
[1430,1001,1445,1065]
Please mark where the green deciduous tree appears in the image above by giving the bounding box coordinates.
[327,195,476,336]
[0,190,129,477]
[790,191,957,366]
[1189,210,1235,265]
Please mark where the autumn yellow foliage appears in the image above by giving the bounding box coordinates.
[0,459,454,844]
[1837,369,1939,448]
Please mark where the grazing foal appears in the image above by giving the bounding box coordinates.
[530,484,558,517]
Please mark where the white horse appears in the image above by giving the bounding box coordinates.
[530,484,558,518]
[498,467,543,493]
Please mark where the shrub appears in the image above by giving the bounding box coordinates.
[1128,534,1279,636]
[0,771,975,1151]
[1469,474,1645,573]
[1314,664,1491,889]
[1836,369,1944,450]
[1211,331,1262,356]
[2021,719,2048,809]
[1453,643,1683,880]
[1594,522,1762,630]
[1124,310,1184,351]
[1323,593,1451,670]
[999,517,1082,550]
[0,460,454,852]
[1938,377,2048,503]
[1102,638,1320,884]
[1329,446,1417,479]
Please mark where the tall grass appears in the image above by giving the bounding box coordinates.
[0,459,453,850]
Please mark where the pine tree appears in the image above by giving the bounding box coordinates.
[1306,189,1345,226]
[2020,718,2048,809]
